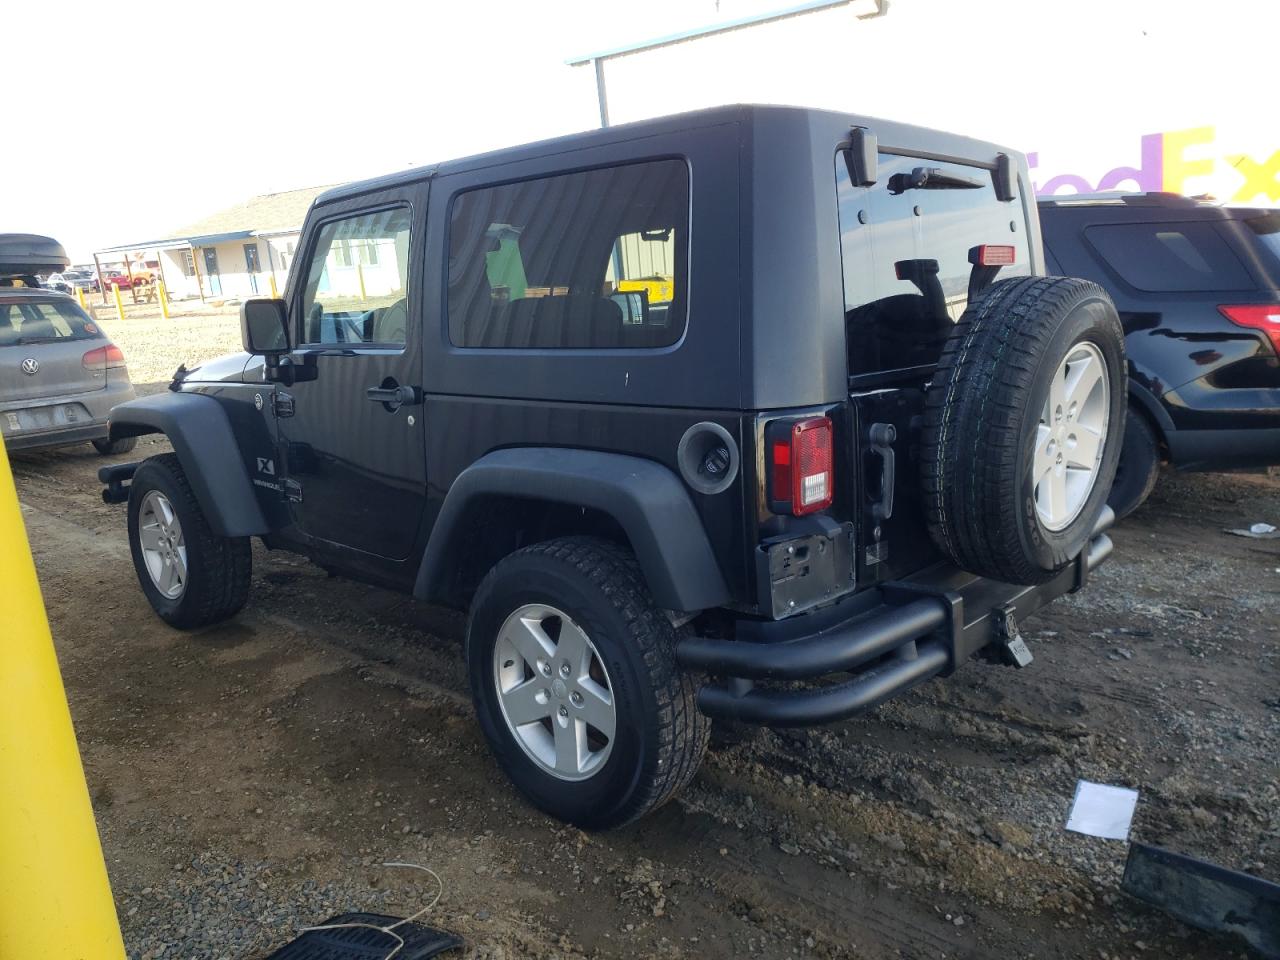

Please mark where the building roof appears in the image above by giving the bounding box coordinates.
[170,184,333,238]
[95,184,334,255]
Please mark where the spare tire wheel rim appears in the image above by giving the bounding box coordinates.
[1034,340,1109,532]
[493,603,616,782]
[138,490,188,599]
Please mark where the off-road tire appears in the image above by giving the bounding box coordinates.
[466,536,709,829]
[1107,409,1162,521]
[921,276,1126,585]
[92,436,137,456]
[127,453,251,629]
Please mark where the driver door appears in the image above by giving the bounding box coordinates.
[277,191,427,560]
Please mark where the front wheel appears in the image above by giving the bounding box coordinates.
[93,435,137,456]
[127,453,251,628]
[466,536,708,829]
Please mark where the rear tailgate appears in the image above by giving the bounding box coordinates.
[0,297,107,403]
[835,146,1036,585]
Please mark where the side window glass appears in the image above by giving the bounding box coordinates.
[448,159,689,349]
[1084,222,1252,292]
[299,207,412,345]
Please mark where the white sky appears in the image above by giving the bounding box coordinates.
[4,0,1276,261]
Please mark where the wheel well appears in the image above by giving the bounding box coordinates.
[1126,394,1170,463]
[443,495,631,607]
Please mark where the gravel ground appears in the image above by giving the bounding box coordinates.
[10,313,1278,959]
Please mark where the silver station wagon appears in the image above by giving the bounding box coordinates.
[1,234,136,455]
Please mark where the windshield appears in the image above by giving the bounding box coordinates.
[1244,213,1280,263]
[0,298,102,346]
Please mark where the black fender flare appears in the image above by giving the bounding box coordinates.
[108,392,269,538]
[414,447,731,613]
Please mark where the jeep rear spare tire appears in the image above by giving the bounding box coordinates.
[921,276,1125,585]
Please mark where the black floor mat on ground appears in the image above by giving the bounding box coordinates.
[263,913,463,959]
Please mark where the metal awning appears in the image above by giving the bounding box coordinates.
[186,231,254,247]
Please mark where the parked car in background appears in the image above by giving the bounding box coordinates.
[1,235,138,454]
[45,270,100,294]
[1039,192,1280,518]
[102,269,133,289]
[128,263,158,286]
[43,272,72,293]
[65,269,102,293]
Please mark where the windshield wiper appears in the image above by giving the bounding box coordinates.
[15,336,64,345]
[888,166,984,195]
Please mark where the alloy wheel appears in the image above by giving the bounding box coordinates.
[492,603,615,782]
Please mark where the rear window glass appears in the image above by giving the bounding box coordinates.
[1084,222,1253,292]
[836,151,1031,375]
[1244,213,1280,263]
[0,298,100,347]
[448,159,689,349]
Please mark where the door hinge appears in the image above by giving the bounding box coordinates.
[283,478,303,503]
[273,391,295,418]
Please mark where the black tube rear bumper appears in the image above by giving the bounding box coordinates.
[678,508,1115,727]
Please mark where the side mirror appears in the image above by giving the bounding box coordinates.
[240,298,290,355]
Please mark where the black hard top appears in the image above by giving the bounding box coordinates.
[311,104,1037,411]
[318,103,1022,205]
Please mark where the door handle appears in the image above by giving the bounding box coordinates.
[365,382,423,410]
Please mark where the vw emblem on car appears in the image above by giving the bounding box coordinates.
[20,357,39,375]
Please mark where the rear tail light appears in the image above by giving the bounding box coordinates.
[1218,304,1280,355]
[969,244,1017,266]
[82,344,127,369]
[768,416,834,516]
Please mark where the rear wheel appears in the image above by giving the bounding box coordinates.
[921,276,1126,585]
[1106,410,1162,520]
[127,453,251,628]
[466,536,708,829]
[92,436,137,456]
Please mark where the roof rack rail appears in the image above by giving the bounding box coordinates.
[1037,191,1205,208]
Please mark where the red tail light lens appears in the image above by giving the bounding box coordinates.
[82,344,127,369]
[971,244,1016,266]
[768,416,834,516]
[1219,304,1280,355]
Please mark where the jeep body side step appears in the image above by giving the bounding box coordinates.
[680,510,1114,727]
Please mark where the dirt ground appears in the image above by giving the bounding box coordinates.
[10,310,1279,959]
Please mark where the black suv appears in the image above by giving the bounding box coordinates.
[1039,192,1280,517]
[101,106,1125,828]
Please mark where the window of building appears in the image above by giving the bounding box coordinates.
[181,251,195,277]
[447,159,689,349]
[298,207,411,345]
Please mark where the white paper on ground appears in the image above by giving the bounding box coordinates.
[1065,780,1139,840]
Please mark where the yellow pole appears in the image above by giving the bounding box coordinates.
[112,282,126,323]
[157,279,171,320]
[268,273,279,299]
[0,440,128,959]
[75,286,87,310]
[356,262,367,302]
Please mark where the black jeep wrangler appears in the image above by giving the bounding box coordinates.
[101,105,1125,828]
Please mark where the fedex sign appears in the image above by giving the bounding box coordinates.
[1031,126,1280,203]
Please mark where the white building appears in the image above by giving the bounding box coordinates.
[94,184,332,302]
